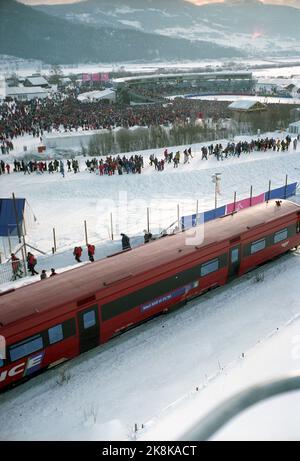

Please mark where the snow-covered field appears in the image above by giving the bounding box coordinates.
[1,129,300,440]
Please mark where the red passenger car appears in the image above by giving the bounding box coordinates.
[1,199,300,391]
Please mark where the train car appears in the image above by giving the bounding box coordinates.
[1,199,300,391]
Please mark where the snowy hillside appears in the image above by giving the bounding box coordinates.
[1,131,300,440]
[36,0,300,56]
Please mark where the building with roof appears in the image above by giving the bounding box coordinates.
[113,71,255,103]
[24,76,49,88]
[5,86,50,101]
[289,121,300,135]
[228,100,267,112]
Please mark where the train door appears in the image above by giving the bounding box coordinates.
[228,245,241,280]
[77,305,100,353]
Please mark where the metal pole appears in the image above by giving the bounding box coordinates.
[215,182,217,212]
[147,207,150,234]
[267,180,271,203]
[250,185,253,207]
[233,192,237,212]
[53,228,57,253]
[22,219,27,260]
[84,220,88,246]
[177,204,180,230]
[284,174,288,199]
[196,200,199,227]
[12,193,26,272]
[12,193,22,244]
[21,246,27,276]
[8,234,12,255]
[110,213,114,241]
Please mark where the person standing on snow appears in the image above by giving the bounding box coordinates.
[121,233,131,251]
[11,253,23,280]
[59,161,65,178]
[143,229,153,244]
[27,252,38,276]
[73,246,83,263]
[87,243,95,262]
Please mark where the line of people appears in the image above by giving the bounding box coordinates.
[200,135,296,161]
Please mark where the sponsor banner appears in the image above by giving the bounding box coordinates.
[226,193,264,214]
[100,73,109,82]
[204,205,226,223]
[180,183,297,229]
[92,73,100,82]
[140,282,198,313]
[267,182,297,200]
[82,73,91,82]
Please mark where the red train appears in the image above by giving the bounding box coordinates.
[1,199,300,391]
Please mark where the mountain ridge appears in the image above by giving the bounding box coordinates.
[0,0,244,64]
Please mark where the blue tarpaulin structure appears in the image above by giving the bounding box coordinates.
[0,198,26,237]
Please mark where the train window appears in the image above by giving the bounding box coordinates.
[250,238,266,255]
[274,228,288,244]
[231,248,239,263]
[83,311,96,329]
[48,324,63,345]
[9,334,44,362]
[201,258,219,277]
[0,359,4,368]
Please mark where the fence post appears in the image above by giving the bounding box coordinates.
[84,220,88,245]
[267,180,271,203]
[250,185,253,207]
[110,213,114,241]
[21,246,27,276]
[284,174,288,199]
[53,228,57,253]
[147,207,150,234]
[233,192,237,212]
[12,193,22,245]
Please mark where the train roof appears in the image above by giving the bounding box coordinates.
[0,199,299,330]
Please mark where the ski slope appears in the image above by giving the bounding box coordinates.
[1,131,300,440]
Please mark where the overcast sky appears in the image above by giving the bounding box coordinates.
[19,0,300,8]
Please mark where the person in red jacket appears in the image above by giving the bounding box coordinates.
[11,253,23,280]
[87,243,95,262]
[73,246,82,263]
[5,164,10,174]
[27,252,38,276]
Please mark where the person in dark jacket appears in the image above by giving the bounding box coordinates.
[121,233,131,251]
[50,268,57,277]
[40,270,47,280]
[143,229,153,244]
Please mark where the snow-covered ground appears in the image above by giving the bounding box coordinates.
[1,129,300,440]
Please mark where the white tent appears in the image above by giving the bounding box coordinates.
[228,100,266,111]
[77,89,116,103]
